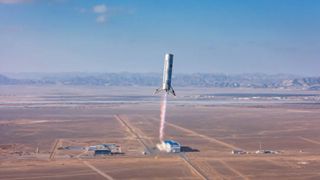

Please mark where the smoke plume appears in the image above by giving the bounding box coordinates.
[159,93,167,142]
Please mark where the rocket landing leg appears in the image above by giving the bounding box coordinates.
[153,87,176,96]
[154,88,162,95]
[168,87,176,96]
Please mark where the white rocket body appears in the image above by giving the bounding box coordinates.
[154,53,176,96]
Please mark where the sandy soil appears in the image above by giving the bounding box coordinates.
[0,85,320,179]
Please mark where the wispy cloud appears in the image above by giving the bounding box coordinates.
[75,7,87,13]
[96,15,106,23]
[93,4,107,14]
[0,0,70,5]
[93,4,108,23]
[0,0,32,4]
[79,4,133,24]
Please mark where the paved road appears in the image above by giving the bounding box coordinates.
[180,154,209,180]
[115,115,153,155]
[83,160,115,180]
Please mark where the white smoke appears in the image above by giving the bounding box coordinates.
[159,93,167,142]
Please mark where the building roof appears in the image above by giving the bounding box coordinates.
[94,149,111,155]
[164,140,180,146]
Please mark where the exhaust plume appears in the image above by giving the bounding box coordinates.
[159,93,167,142]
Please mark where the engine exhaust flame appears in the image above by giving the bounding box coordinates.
[159,93,167,142]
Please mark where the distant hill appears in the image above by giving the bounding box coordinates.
[0,74,18,84]
[0,74,37,85]
[1,73,320,90]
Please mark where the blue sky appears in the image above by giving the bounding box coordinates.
[0,0,319,75]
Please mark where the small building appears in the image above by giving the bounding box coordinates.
[94,149,111,156]
[162,140,181,153]
[255,150,279,154]
[87,143,122,157]
[88,146,97,151]
[231,149,246,155]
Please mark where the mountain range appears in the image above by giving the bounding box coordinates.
[1,73,320,90]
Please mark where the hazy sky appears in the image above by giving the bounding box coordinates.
[0,0,319,75]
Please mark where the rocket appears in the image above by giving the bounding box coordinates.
[154,53,176,96]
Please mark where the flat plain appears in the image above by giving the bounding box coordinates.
[1,85,320,179]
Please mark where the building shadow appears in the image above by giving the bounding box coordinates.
[111,152,125,155]
[180,146,200,152]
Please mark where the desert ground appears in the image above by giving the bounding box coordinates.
[0,85,320,179]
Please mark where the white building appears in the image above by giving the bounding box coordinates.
[162,140,181,153]
[231,149,246,155]
[255,150,279,154]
